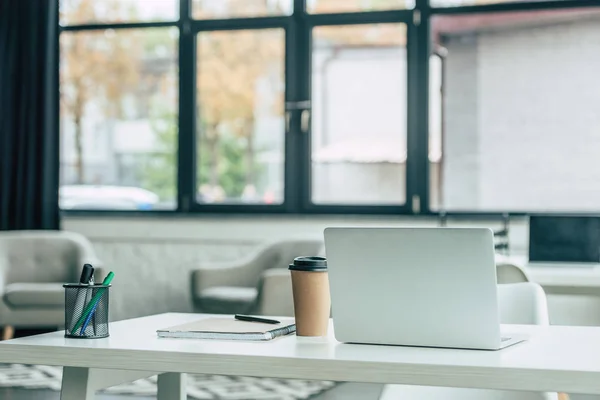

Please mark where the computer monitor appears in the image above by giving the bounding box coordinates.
[528,215,600,263]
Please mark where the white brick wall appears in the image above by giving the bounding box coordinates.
[442,34,481,209]
[443,17,600,211]
[92,240,256,320]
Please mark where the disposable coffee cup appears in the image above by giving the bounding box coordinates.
[289,256,330,337]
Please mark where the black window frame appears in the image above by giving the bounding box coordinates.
[58,0,600,218]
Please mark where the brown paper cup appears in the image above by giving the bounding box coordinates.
[289,257,331,337]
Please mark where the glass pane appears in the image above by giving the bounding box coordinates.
[60,0,178,26]
[312,24,407,205]
[431,9,600,211]
[429,54,443,210]
[432,0,570,7]
[59,28,178,210]
[196,30,285,205]
[308,0,411,13]
[193,0,292,19]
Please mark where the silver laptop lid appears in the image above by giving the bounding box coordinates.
[324,227,501,350]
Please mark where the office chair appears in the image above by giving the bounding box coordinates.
[497,262,530,284]
[190,239,324,315]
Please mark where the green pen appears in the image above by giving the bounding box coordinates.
[72,272,114,334]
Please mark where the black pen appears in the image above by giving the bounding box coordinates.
[234,314,280,325]
[69,264,94,332]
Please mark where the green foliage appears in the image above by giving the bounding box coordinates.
[197,134,247,199]
[140,113,249,202]
[138,115,177,202]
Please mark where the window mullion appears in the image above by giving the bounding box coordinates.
[178,0,196,212]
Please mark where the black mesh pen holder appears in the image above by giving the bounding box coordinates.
[63,284,110,338]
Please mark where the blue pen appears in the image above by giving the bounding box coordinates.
[79,272,114,336]
[80,301,99,335]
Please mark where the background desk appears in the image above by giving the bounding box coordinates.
[499,254,600,295]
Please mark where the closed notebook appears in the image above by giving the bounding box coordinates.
[157,317,296,341]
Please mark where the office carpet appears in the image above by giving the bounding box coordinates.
[0,364,337,399]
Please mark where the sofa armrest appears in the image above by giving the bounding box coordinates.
[255,269,294,317]
[0,256,7,296]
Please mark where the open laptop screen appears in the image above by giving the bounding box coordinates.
[529,216,600,263]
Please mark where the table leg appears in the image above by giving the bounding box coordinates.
[157,372,186,400]
[61,367,94,400]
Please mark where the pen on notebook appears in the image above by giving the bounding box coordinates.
[234,314,280,325]
[73,271,114,334]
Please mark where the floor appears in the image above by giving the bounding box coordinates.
[0,383,384,400]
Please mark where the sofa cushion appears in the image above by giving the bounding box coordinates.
[197,286,258,314]
[4,283,64,308]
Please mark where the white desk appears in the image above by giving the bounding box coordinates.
[498,255,600,296]
[1,313,600,399]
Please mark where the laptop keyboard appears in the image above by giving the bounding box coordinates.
[501,337,511,342]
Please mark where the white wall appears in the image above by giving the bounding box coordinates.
[443,18,600,211]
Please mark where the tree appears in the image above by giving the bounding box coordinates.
[197,29,284,199]
[141,110,247,201]
[60,0,139,183]
[138,111,177,202]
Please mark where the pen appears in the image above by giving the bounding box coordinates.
[69,264,94,332]
[73,271,114,334]
[234,314,280,325]
[84,272,95,335]
[80,298,99,335]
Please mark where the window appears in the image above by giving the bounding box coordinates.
[59,25,178,210]
[431,9,600,212]
[429,53,443,211]
[431,0,569,7]
[307,0,412,13]
[196,29,285,204]
[58,0,600,215]
[59,0,178,25]
[192,0,293,19]
[311,24,408,205]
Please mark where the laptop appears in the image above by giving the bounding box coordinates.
[324,227,524,351]
[528,215,600,267]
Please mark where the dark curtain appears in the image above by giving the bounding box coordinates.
[0,0,60,230]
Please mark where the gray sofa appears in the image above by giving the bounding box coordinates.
[0,230,102,336]
[191,239,324,316]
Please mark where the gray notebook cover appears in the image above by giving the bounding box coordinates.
[157,317,296,341]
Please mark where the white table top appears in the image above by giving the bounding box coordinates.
[1,313,600,394]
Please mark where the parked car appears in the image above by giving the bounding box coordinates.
[59,185,160,210]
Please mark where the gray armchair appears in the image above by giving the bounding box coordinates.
[0,230,102,337]
[191,239,324,316]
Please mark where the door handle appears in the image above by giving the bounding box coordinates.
[300,109,310,134]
